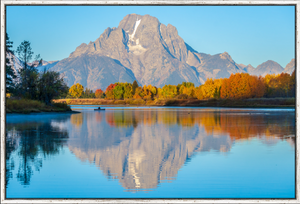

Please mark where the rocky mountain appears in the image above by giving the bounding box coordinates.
[239,64,255,74]
[50,55,137,91]
[284,58,295,74]
[50,14,204,90]
[193,52,244,83]
[6,51,58,81]
[49,14,254,91]
[6,51,23,79]
[29,60,59,72]
[7,14,294,91]
[250,60,284,77]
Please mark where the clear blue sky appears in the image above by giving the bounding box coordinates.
[6,6,295,68]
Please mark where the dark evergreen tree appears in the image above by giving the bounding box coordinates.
[16,41,38,99]
[132,80,138,95]
[5,33,17,94]
[37,70,69,105]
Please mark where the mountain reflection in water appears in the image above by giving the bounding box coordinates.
[62,109,295,191]
[6,108,295,194]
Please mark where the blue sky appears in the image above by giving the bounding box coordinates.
[6,6,295,68]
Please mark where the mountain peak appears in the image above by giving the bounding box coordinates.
[47,13,287,91]
[219,52,233,62]
[284,58,295,74]
[252,60,283,76]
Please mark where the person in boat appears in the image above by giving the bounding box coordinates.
[98,107,101,110]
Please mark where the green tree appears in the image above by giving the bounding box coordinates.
[123,83,133,99]
[69,83,84,98]
[113,84,125,99]
[162,85,178,99]
[5,33,17,94]
[16,41,33,72]
[16,41,40,99]
[81,87,95,98]
[37,70,69,104]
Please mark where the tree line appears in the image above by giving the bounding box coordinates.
[6,33,68,104]
[68,71,295,100]
[6,32,295,102]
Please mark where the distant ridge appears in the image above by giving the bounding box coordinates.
[7,14,293,91]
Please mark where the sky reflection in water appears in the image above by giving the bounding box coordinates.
[6,107,295,198]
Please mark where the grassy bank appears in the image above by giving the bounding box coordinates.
[6,99,72,114]
[53,97,295,108]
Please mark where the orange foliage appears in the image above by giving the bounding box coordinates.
[95,89,104,98]
[105,84,117,99]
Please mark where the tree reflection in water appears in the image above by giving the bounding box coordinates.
[6,115,70,186]
[68,109,295,191]
[6,109,295,192]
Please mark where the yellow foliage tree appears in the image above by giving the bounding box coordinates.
[182,86,195,98]
[69,83,84,98]
[194,86,204,100]
[201,78,217,99]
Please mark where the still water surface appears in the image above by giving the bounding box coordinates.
[6,106,295,198]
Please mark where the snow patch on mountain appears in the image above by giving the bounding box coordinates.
[6,51,60,75]
[36,60,59,72]
[6,51,23,79]
[127,19,147,55]
[128,43,147,55]
[129,18,141,41]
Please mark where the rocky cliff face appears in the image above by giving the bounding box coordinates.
[48,14,293,91]
[49,14,245,91]
[284,58,295,74]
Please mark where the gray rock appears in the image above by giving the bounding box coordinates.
[284,58,295,74]
[49,13,291,90]
[251,60,284,76]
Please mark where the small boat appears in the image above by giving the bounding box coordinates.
[94,107,105,111]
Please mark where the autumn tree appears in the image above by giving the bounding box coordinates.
[161,85,178,99]
[178,82,195,94]
[194,86,204,100]
[220,78,230,99]
[143,84,157,100]
[290,70,296,97]
[113,84,125,99]
[95,89,104,98]
[278,73,292,97]
[264,74,278,97]
[124,83,133,99]
[69,83,84,98]
[226,73,251,99]
[105,83,117,99]
[201,78,218,99]
[248,75,265,98]
[133,87,144,99]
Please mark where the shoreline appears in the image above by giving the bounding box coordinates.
[6,99,77,114]
[54,98,295,109]
[6,110,81,115]
[71,104,295,109]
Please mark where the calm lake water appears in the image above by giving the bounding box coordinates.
[6,106,295,198]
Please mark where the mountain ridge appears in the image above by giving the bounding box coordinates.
[7,14,294,91]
